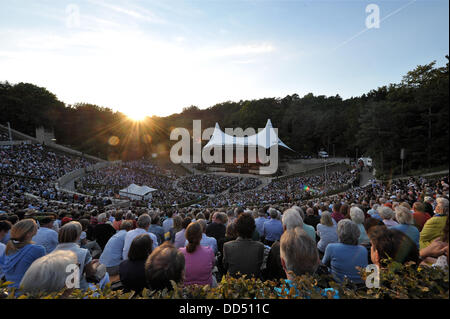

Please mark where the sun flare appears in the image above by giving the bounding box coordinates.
[125,110,149,122]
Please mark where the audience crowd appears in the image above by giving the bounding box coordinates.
[0,142,448,298]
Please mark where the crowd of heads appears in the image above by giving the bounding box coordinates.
[0,139,448,298]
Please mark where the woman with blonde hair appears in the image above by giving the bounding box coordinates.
[1,219,45,288]
[53,221,93,290]
[316,211,338,255]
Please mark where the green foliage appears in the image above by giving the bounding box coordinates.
[1,262,447,299]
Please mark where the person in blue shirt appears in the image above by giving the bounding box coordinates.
[0,219,46,289]
[367,203,382,220]
[148,214,165,245]
[262,209,283,246]
[32,217,58,254]
[322,219,368,284]
[391,206,420,249]
[99,220,134,276]
[276,227,339,299]
[254,209,268,237]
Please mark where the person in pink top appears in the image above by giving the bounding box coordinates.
[179,221,215,287]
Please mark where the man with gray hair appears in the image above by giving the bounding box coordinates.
[378,206,398,227]
[391,206,420,248]
[280,227,319,278]
[122,214,158,260]
[291,206,316,241]
[322,219,368,284]
[420,197,449,250]
[265,208,304,280]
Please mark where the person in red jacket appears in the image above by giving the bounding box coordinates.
[412,202,431,231]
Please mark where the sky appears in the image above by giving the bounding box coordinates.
[0,0,448,118]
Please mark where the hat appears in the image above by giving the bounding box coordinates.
[61,217,73,224]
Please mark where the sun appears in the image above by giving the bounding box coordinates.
[125,110,149,122]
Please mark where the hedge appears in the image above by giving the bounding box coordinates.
[1,261,447,299]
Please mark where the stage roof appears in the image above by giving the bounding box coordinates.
[203,119,294,151]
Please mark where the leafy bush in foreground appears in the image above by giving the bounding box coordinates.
[1,261,447,299]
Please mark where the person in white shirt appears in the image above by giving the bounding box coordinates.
[122,214,158,260]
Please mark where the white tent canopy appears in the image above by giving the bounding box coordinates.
[203,119,294,151]
[119,184,157,201]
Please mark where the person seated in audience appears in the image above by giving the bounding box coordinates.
[100,220,133,278]
[420,197,448,250]
[166,215,182,243]
[412,202,431,231]
[277,227,338,298]
[145,242,185,291]
[304,207,321,229]
[378,206,398,228]
[186,219,217,253]
[419,215,449,268]
[254,208,268,238]
[119,234,153,294]
[265,208,304,280]
[53,221,94,290]
[0,220,12,279]
[174,217,191,249]
[148,213,165,245]
[322,219,368,284]
[331,203,344,224]
[369,227,419,267]
[19,250,78,296]
[32,216,58,254]
[92,213,117,251]
[1,219,45,289]
[112,211,123,231]
[223,213,265,279]
[206,212,226,243]
[162,211,174,234]
[262,208,283,247]
[349,207,370,246]
[292,206,316,241]
[123,214,158,260]
[179,222,215,287]
[391,206,420,248]
[316,211,338,255]
[217,221,238,279]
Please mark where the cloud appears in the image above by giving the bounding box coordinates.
[0,25,277,116]
[87,0,167,25]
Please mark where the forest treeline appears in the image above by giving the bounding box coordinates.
[0,57,448,177]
